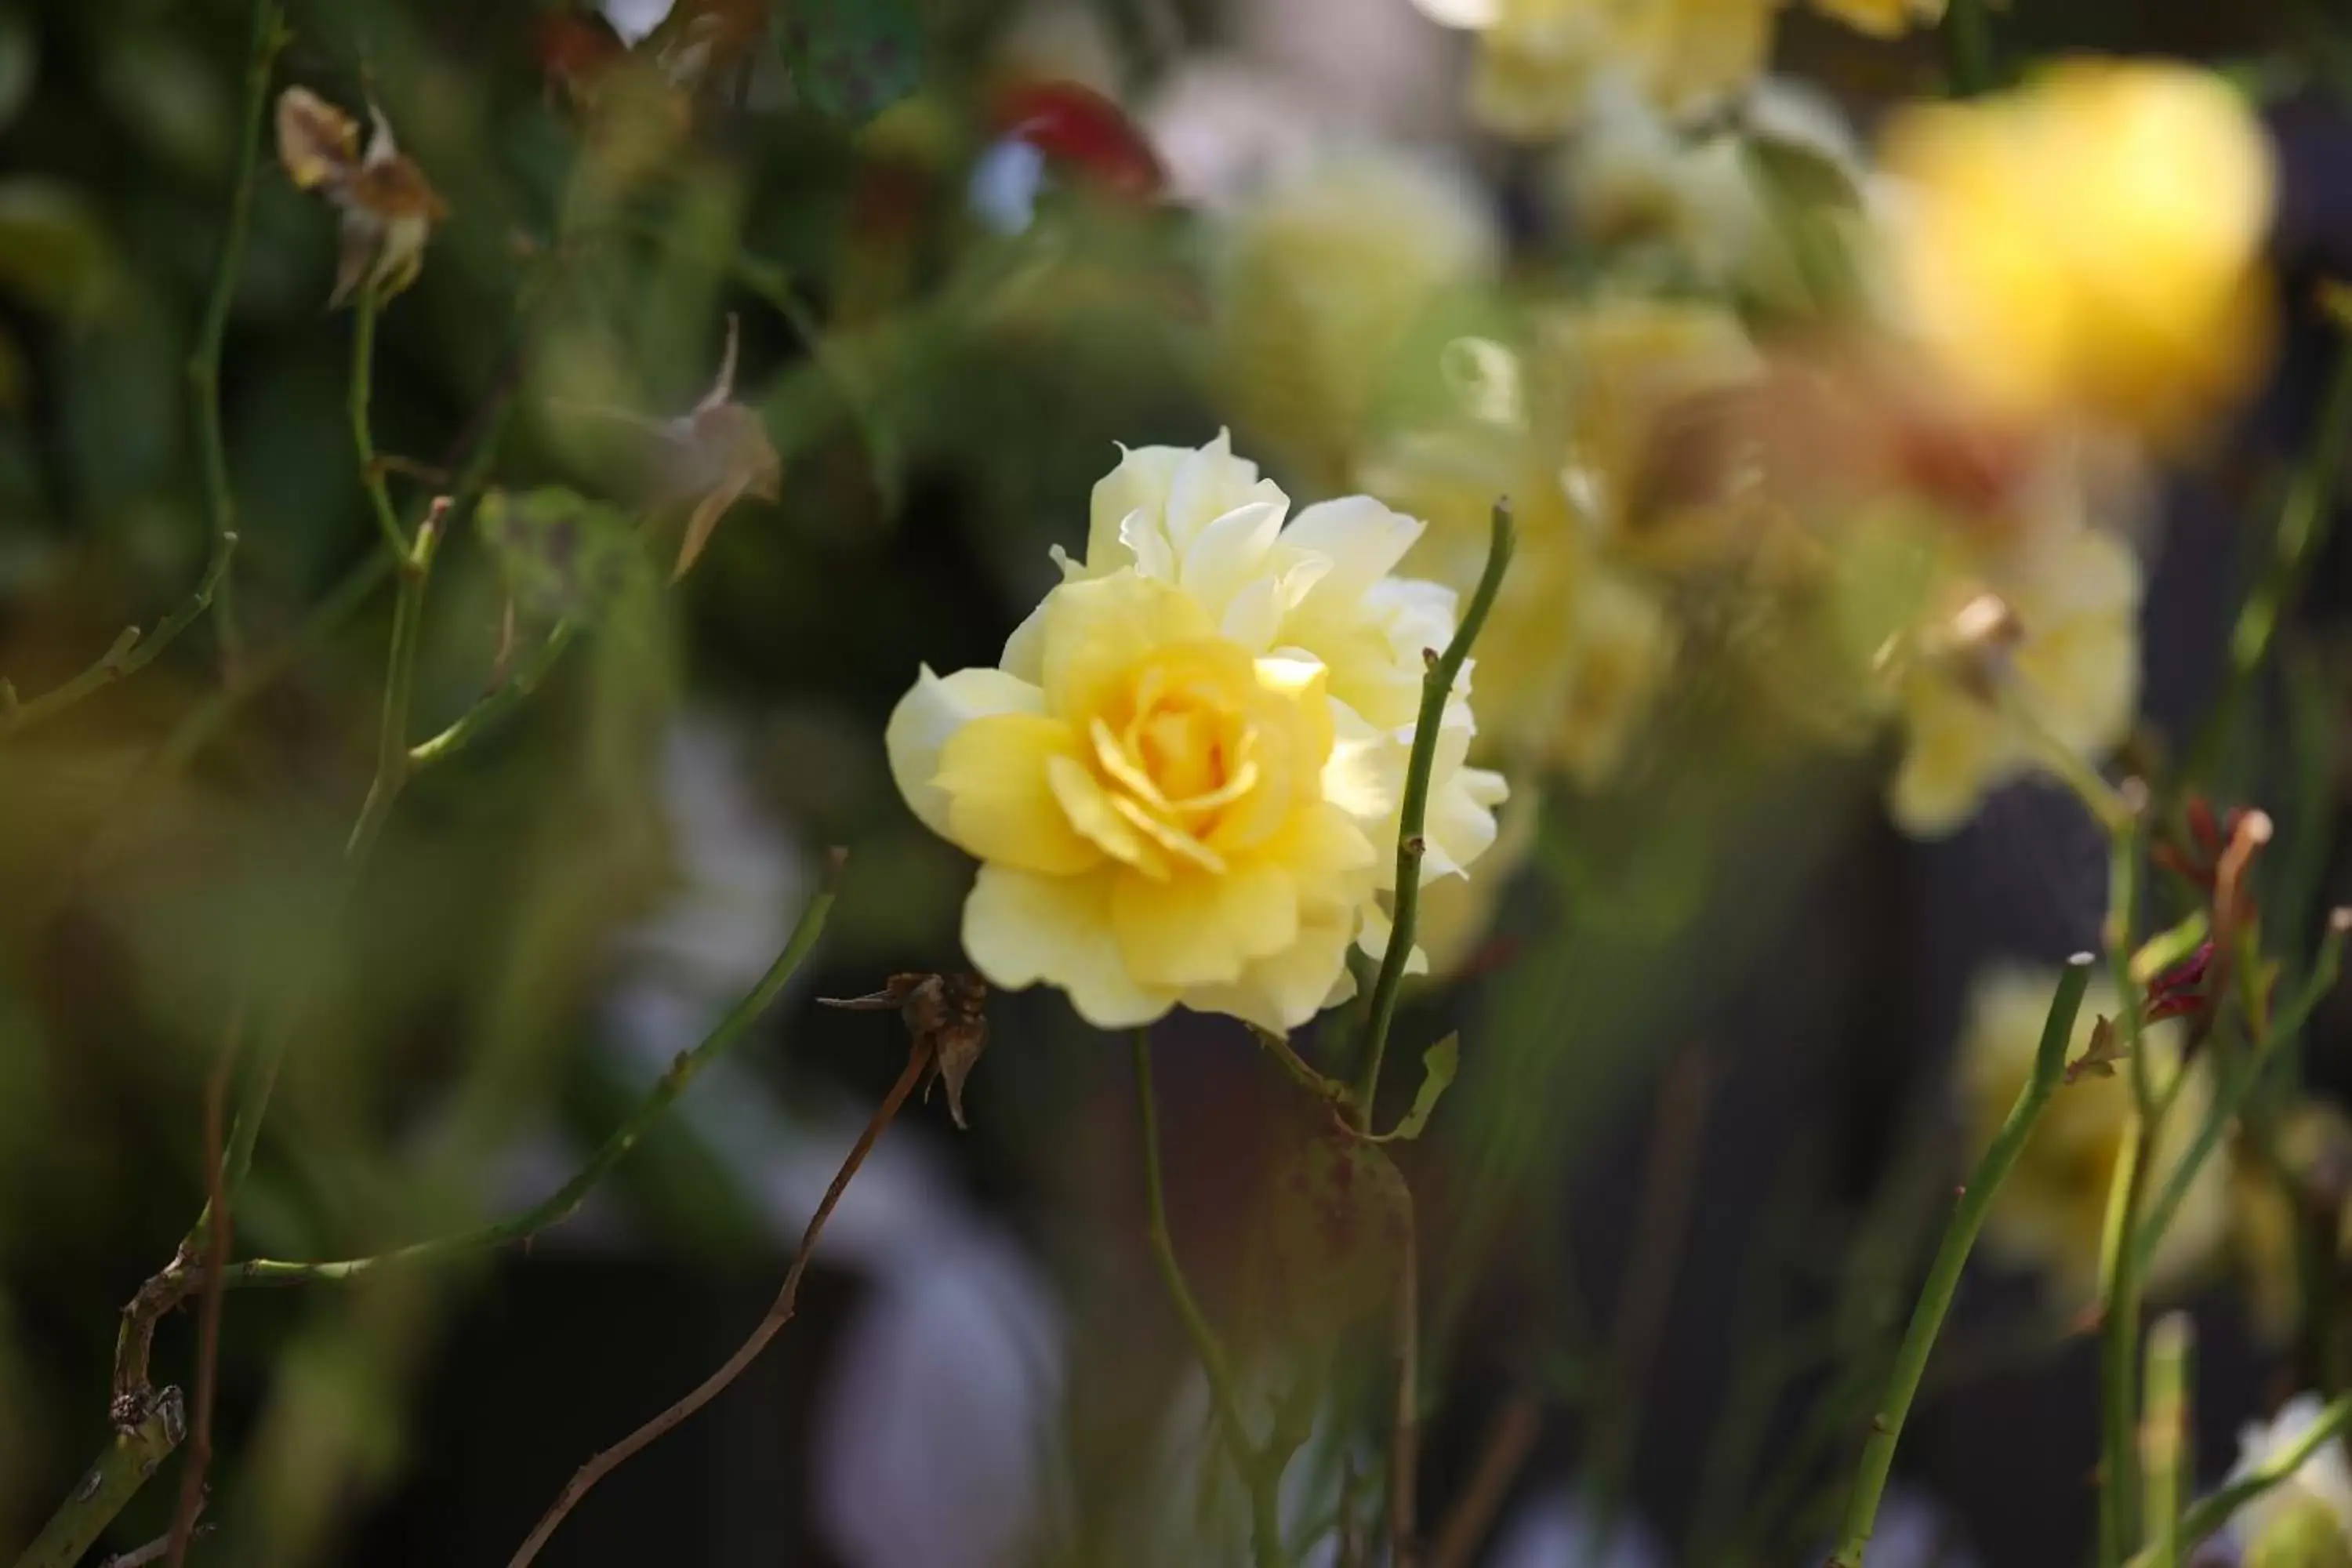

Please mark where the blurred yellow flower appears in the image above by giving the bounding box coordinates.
[1886,522,2141,837]
[1442,0,1941,136]
[1958,967,2227,1305]
[893,438,1506,1029]
[1808,0,1945,37]
[1465,0,1775,137]
[1555,78,1868,309]
[1361,300,1755,782]
[1215,151,1500,489]
[1881,59,2276,448]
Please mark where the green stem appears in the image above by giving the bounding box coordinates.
[2183,337,2352,797]
[1944,0,1997,96]
[206,856,842,1289]
[1130,1029,1282,1568]
[2126,1394,2352,1568]
[2139,1314,2190,1568]
[1351,501,1514,1130]
[0,532,240,740]
[186,0,287,668]
[2097,1120,2151,1568]
[10,1392,186,1568]
[408,621,578,769]
[2098,795,2158,1568]
[207,321,448,1233]
[2134,912,2350,1275]
[1827,955,2091,1567]
[350,289,408,559]
[1245,1024,1350,1110]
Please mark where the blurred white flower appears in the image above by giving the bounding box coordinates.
[1487,1486,1668,1568]
[2230,1396,2352,1563]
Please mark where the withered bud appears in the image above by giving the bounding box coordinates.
[659,315,782,580]
[274,86,448,308]
[820,972,989,1129]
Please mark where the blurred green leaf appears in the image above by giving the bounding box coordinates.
[0,180,118,319]
[97,31,234,180]
[477,486,646,623]
[776,0,924,126]
[0,12,35,136]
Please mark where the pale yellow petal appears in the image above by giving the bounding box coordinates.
[1040,571,1219,724]
[935,712,1103,875]
[1045,753,1174,878]
[1111,862,1301,988]
[1188,904,1360,1031]
[886,665,1047,838]
[1889,677,2016,838]
[963,865,1175,1028]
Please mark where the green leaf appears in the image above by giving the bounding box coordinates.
[1385,1033,1459,1142]
[476,487,644,623]
[776,0,923,127]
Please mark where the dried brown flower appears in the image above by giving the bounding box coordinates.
[819,972,989,1128]
[274,86,449,307]
[655,315,782,579]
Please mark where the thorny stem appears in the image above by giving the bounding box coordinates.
[0,532,241,742]
[2097,1116,2152,1568]
[2183,333,2352,797]
[2097,784,2167,1568]
[1828,956,2092,1567]
[350,289,408,558]
[165,1005,241,1568]
[1131,1029,1283,1568]
[10,1392,187,1568]
[2125,1394,2352,1567]
[345,499,445,863]
[206,858,841,1289]
[1351,501,1514,1131]
[2139,1314,2191,1568]
[505,1035,930,1568]
[21,158,579,1568]
[406,621,577,769]
[187,0,288,668]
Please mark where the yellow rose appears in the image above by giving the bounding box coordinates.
[891,572,1382,1030]
[1026,435,1508,888]
[1882,59,2276,447]
[895,438,1508,1029]
[1958,967,2227,1305]
[1360,302,1754,782]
